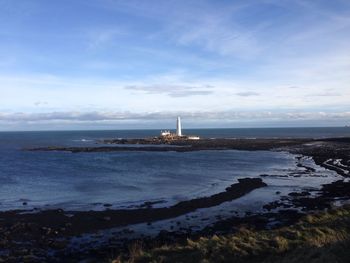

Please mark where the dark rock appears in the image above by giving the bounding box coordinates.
[288,191,311,197]
[22,255,41,263]
[48,239,67,249]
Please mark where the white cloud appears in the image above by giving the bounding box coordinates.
[1,110,350,123]
[164,4,264,58]
[172,17,262,58]
[125,84,214,97]
[1,70,349,115]
[85,27,128,49]
[34,101,48,106]
[235,92,260,97]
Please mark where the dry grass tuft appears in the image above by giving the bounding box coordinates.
[113,205,350,263]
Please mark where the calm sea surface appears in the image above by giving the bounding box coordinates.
[0,127,347,211]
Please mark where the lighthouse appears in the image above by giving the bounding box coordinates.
[176,116,182,136]
[160,117,199,140]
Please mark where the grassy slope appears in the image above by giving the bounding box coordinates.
[114,205,350,263]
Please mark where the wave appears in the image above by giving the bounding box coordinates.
[72,139,93,142]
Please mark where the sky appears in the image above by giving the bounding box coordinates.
[0,0,350,130]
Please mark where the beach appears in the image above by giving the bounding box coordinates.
[1,131,350,262]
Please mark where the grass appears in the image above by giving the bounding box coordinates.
[112,205,350,263]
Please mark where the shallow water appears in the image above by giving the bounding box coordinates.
[68,155,341,251]
[0,129,343,211]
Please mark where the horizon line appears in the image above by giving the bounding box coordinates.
[0,125,348,133]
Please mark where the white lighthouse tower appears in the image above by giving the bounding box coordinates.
[176,116,182,136]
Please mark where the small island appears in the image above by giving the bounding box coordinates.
[159,116,200,141]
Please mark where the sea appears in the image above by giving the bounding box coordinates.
[0,127,348,212]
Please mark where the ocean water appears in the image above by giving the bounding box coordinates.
[0,127,346,211]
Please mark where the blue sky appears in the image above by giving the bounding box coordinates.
[0,0,349,130]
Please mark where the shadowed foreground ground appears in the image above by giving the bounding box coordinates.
[112,205,350,263]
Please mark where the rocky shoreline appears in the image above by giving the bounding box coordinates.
[0,178,267,262]
[2,137,350,262]
[0,178,266,235]
[27,138,311,153]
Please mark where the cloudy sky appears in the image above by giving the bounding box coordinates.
[0,0,349,130]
